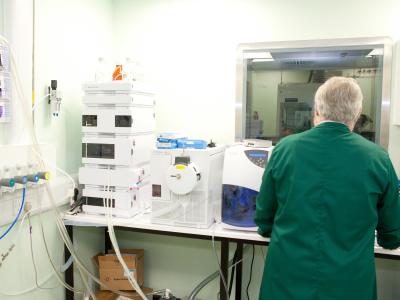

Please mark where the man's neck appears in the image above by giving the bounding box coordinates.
[315,119,353,131]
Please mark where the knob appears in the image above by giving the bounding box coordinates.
[0,178,15,188]
[37,172,50,180]
[27,174,40,183]
[14,176,28,184]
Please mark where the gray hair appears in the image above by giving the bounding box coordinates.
[314,76,363,125]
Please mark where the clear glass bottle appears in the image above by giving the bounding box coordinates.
[124,57,135,81]
[95,57,108,82]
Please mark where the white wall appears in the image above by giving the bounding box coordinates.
[34,0,114,174]
[0,0,33,144]
[111,0,400,299]
[112,0,400,172]
[0,207,65,300]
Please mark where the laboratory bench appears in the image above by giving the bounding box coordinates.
[63,213,400,300]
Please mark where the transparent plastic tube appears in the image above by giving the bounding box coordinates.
[103,166,148,299]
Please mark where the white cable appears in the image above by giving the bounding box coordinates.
[0,210,59,297]
[0,209,78,297]
[0,270,57,297]
[4,37,94,298]
[27,213,59,290]
[14,209,31,243]
[104,167,148,299]
[60,254,74,273]
[0,210,30,271]
[36,192,84,295]
[8,44,97,298]
[38,189,94,299]
[56,165,76,191]
[31,93,50,112]
[30,147,76,196]
[8,49,87,295]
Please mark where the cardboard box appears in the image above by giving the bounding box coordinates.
[91,287,153,300]
[94,249,144,291]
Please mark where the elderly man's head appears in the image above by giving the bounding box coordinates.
[314,77,363,130]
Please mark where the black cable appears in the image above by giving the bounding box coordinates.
[228,250,238,297]
[246,245,255,300]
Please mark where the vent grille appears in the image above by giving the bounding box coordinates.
[284,60,314,66]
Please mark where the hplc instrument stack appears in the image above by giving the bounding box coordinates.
[79,81,155,217]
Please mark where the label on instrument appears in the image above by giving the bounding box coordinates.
[175,165,186,170]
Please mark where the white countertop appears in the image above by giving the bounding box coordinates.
[63,213,400,257]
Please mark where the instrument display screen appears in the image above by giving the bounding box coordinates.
[245,150,268,168]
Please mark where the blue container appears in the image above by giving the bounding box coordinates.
[222,184,258,228]
[156,137,184,149]
[156,140,178,149]
[176,139,207,149]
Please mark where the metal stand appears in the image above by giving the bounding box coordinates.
[65,225,74,300]
[220,240,229,300]
[235,242,244,300]
[105,227,112,252]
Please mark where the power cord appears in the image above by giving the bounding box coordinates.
[246,245,255,300]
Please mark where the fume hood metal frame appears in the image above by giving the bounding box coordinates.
[235,37,393,149]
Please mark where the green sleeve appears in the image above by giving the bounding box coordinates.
[376,157,400,250]
[254,151,278,237]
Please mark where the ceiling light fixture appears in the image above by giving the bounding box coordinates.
[243,51,274,60]
[366,48,384,57]
[252,58,275,62]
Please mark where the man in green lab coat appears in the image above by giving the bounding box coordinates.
[255,77,400,300]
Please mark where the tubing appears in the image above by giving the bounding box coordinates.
[0,188,26,241]
[2,35,96,299]
[104,167,148,299]
[188,254,246,300]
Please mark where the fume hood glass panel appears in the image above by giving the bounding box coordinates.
[244,46,385,144]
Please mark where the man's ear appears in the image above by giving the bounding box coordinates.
[350,108,363,131]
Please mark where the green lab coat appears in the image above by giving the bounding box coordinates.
[255,122,400,300]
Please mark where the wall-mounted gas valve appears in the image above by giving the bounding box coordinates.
[48,80,62,117]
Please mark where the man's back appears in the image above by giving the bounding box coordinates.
[255,122,400,300]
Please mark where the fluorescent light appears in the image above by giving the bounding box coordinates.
[243,51,274,60]
[252,58,274,62]
[366,48,384,57]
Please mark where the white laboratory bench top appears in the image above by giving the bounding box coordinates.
[62,212,400,258]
